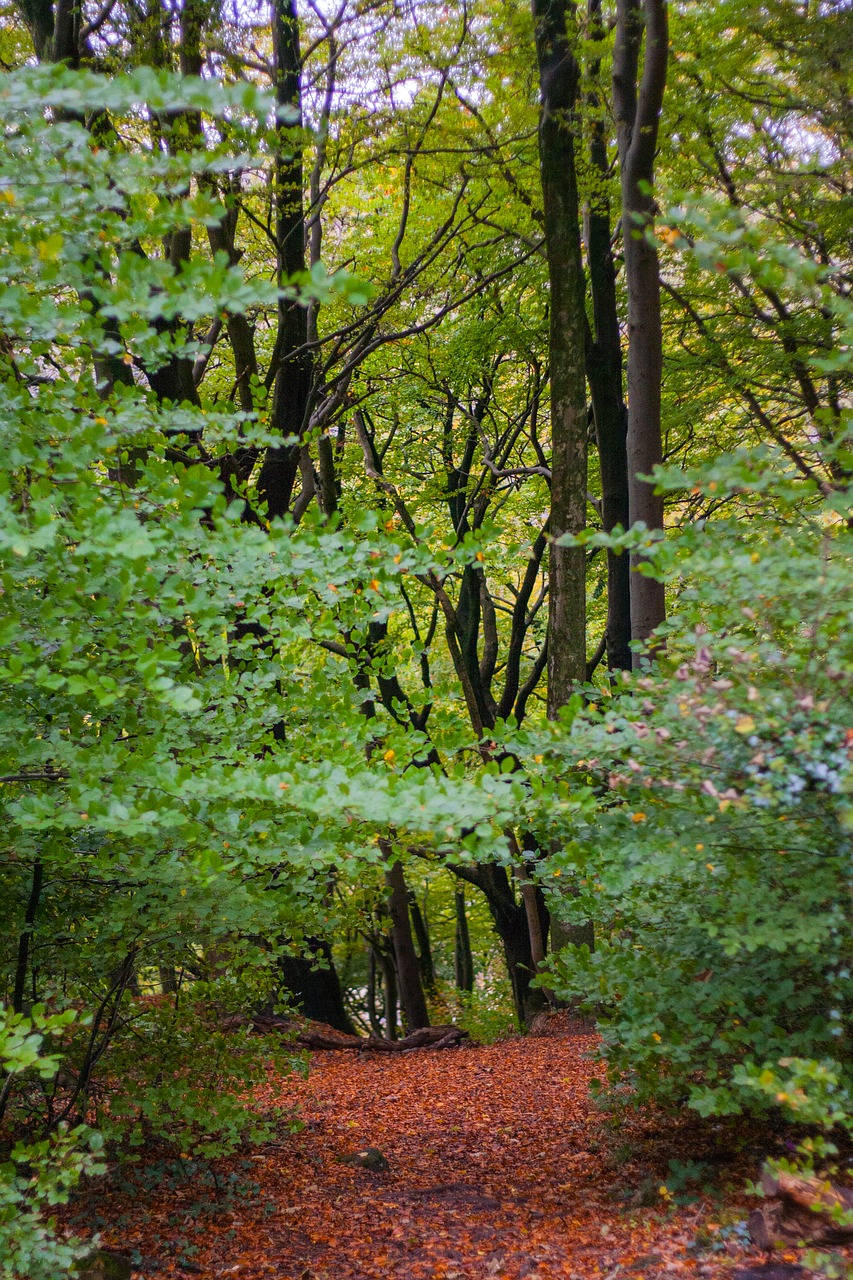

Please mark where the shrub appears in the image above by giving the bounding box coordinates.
[533,441,853,1117]
[0,1007,105,1280]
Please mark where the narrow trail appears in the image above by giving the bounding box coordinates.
[86,1028,770,1279]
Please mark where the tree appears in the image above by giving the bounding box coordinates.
[0,66,521,1148]
[584,0,631,674]
[2,0,848,1127]
[613,0,668,654]
[532,0,588,712]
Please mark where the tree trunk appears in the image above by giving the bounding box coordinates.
[614,0,668,656]
[458,863,546,1027]
[516,862,546,970]
[277,940,355,1035]
[383,852,430,1031]
[258,0,313,520]
[379,947,399,1040]
[532,0,588,714]
[158,966,178,995]
[366,946,383,1037]
[408,890,436,993]
[454,888,474,992]
[13,859,42,1015]
[498,897,548,1028]
[549,915,595,953]
[585,0,632,674]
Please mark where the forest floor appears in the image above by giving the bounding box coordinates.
[74,1018,798,1280]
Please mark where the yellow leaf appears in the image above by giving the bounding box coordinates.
[37,233,63,262]
[734,715,755,734]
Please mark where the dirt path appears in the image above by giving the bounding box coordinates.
[84,1029,768,1279]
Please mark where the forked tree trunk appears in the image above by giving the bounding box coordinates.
[383,853,430,1031]
[458,862,547,1026]
[613,0,669,656]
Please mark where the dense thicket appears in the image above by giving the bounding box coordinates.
[0,0,850,1271]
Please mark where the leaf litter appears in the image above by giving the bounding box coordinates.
[67,1020,806,1279]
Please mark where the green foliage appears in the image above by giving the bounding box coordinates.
[1,1,850,1233]
[525,218,853,1118]
[0,1008,105,1280]
[434,974,518,1043]
[0,62,520,1191]
[94,989,306,1160]
[737,1058,852,1137]
[536,436,853,1112]
[742,1059,853,1277]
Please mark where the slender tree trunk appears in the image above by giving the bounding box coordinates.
[408,890,436,993]
[383,851,430,1031]
[258,0,313,519]
[454,889,474,992]
[585,0,632,673]
[614,0,668,656]
[498,900,546,1028]
[516,863,546,969]
[379,948,398,1040]
[532,0,588,715]
[13,859,42,1014]
[366,946,383,1037]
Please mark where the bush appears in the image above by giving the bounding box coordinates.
[432,972,518,1043]
[0,1007,105,1280]
[92,986,307,1159]
[532,440,853,1117]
